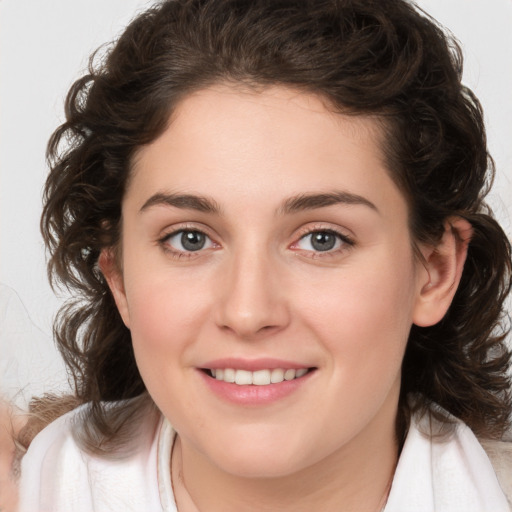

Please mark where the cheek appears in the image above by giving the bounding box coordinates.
[297,251,417,375]
[123,269,211,366]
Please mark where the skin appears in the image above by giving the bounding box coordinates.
[102,85,470,512]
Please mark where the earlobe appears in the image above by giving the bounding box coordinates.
[98,249,131,328]
[413,218,473,327]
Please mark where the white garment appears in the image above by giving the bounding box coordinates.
[18,403,510,512]
[18,405,174,512]
[385,411,510,511]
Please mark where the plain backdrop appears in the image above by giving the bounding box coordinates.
[1,0,511,407]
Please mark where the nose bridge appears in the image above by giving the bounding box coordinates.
[216,237,289,338]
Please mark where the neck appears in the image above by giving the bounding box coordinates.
[171,408,399,512]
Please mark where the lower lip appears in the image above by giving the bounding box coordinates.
[198,370,314,405]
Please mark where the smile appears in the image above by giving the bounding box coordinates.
[207,368,311,385]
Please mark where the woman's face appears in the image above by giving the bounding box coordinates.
[108,85,430,478]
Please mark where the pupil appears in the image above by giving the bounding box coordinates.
[181,231,205,251]
[311,232,336,251]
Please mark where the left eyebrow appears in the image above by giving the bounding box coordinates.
[280,191,379,215]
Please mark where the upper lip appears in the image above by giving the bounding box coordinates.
[199,358,313,371]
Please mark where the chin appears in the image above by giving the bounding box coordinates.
[197,426,321,479]
[216,452,307,479]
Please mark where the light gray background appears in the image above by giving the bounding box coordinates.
[1,0,511,407]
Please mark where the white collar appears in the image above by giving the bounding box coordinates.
[157,416,178,511]
[385,410,509,511]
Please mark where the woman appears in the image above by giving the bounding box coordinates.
[18,0,512,510]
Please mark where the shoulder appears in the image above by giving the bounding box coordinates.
[18,401,164,512]
[18,405,92,511]
[480,438,512,509]
[21,403,85,471]
[395,401,512,511]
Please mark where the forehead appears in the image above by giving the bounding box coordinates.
[128,85,405,221]
[131,85,387,168]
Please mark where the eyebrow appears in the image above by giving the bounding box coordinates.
[280,191,379,215]
[140,193,221,214]
[139,190,378,216]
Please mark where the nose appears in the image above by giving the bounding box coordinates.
[214,248,290,340]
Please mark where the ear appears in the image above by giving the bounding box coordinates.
[413,217,473,327]
[98,249,131,329]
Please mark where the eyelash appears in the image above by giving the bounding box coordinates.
[291,227,355,258]
[158,225,355,259]
[158,225,218,260]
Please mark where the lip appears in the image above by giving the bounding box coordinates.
[199,357,311,371]
[197,358,316,406]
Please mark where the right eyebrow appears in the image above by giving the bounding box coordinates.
[139,192,221,214]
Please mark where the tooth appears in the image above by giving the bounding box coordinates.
[284,369,296,381]
[253,369,271,386]
[235,369,253,385]
[270,368,285,383]
[211,367,308,385]
[224,368,235,383]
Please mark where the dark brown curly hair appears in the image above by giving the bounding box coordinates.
[39,0,511,451]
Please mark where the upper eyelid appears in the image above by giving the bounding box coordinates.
[159,222,216,240]
[295,231,354,248]
[157,222,355,246]
[294,223,355,242]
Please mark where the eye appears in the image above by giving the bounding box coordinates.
[163,230,214,252]
[296,230,350,252]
